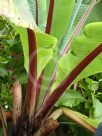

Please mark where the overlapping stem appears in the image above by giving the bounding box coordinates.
[36,43,102,119]
[61,0,97,56]
[41,0,97,106]
[25,0,38,116]
[35,0,55,111]
[25,29,37,118]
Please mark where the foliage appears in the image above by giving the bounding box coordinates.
[0,17,26,110]
[0,0,102,136]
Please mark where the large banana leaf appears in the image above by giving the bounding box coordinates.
[52,22,102,91]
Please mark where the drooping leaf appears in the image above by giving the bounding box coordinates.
[52,22,102,91]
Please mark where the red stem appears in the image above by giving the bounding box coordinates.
[35,0,55,111]
[41,0,97,106]
[25,29,37,116]
[25,0,38,115]
[36,43,102,119]
[34,72,43,113]
[45,0,54,34]
[39,0,55,106]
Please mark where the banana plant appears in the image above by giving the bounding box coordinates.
[0,0,102,136]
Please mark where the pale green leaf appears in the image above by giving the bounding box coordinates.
[52,22,102,91]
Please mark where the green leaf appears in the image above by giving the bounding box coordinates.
[59,0,83,52]
[38,0,75,106]
[52,22,102,91]
[85,78,99,92]
[0,56,8,64]
[50,0,75,43]
[0,67,8,78]
[17,73,27,84]
[0,127,2,136]
[56,89,85,107]
[14,26,57,77]
[27,0,36,20]
[27,0,47,31]
[38,0,48,31]
[93,99,102,121]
